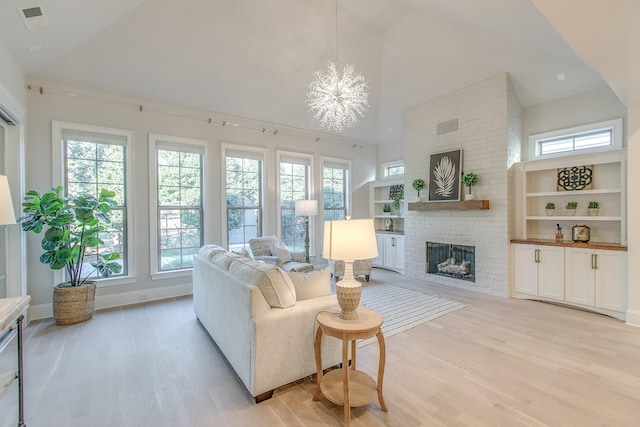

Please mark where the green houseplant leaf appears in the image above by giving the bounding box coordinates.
[19,186,121,286]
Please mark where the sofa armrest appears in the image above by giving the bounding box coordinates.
[290,251,306,263]
[254,255,282,267]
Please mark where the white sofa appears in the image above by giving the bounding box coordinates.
[193,245,342,401]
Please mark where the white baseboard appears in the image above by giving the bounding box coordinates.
[625,309,640,327]
[28,282,193,321]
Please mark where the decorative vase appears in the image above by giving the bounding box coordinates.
[464,192,475,201]
[588,208,599,216]
[566,208,577,216]
[52,282,97,325]
[545,209,555,216]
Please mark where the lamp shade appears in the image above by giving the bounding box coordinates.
[323,218,378,261]
[295,199,318,216]
[0,175,16,225]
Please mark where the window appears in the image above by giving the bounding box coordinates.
[53,122,134,284]
[382,161,404,178]
[278,152,312,252]
[150,135,205,273]
[224,146,265,251]
[323,158,350,221]
[531,118,623,159]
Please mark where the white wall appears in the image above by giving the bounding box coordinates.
[0,42,26,111]
[25,82,377,316]
[521,86,627,160]
[402,73,520,297]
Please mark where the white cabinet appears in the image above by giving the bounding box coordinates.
[512,242,627,319]
[565,247,627,312]
[374,233,404,272]
[512,243,564,300]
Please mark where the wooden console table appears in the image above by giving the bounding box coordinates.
[0,296,30,427]
[313,307,387,426]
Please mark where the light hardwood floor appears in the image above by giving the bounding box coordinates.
[1,268,640,426]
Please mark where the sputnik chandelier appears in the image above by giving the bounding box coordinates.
[306,0,369,133]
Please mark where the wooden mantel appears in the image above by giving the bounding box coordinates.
[407,200,490,211]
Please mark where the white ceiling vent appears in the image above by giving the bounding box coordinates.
[18,6,49,29]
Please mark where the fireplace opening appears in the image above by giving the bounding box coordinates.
[426,242,475,282]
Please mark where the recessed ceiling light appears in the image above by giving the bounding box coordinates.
[556,72,566,81]
[18,6,49,29]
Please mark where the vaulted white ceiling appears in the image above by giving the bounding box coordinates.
[0,0,607,144]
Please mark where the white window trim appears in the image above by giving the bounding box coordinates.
[381,160,404,178]
[529,118,623,160]
[52,120,136,287]
[221,143,268,249]
[321,156,352,219]
[149,133,210,278]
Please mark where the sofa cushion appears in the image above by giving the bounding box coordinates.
[270,243,292,263]
[228,259,296,308]
[249,236,279,257]
[287,267,331,301]
[199,244,226,261]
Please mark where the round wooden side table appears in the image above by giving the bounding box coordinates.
[313,307,387,426]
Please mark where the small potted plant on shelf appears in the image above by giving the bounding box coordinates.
[461,172,479,201]
[545,202,555,216]
[392,191,404,216]
[588,201,600,216]
[412,178,426,202]
[565,201,578,216]
[383,204,392,216]
[19,186,122,325]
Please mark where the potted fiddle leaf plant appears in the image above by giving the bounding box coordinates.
[19,186,122,325]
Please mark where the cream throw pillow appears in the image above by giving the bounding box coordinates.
[287,267,331,301]
[271,243,292,263]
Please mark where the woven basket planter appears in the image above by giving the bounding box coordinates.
[53,282,97,325]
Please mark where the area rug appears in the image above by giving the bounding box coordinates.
[358,283,466,346]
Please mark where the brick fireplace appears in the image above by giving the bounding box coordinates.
[402,73,522,296]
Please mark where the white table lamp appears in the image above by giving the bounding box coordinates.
[295,199,318,263]
[0,175,16,225]
[323,218,377,320]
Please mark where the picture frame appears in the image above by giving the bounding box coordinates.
[428,149,462,201]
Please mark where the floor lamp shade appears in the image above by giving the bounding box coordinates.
[323,218,378,320]
[0,175,16,225]
[295,199,318,216]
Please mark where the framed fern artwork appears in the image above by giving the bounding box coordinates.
[428,149,462,201]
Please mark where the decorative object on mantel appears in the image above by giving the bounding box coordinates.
[305,0,369,132]
[572,224,591,243]
[19,186,122,325]
[565,201,578,216]
[429,149,462,201]
[411,178,426,202]
[588,201,600,216]
[557,165,593,191]
[461,172,478,201]
[556,224,564,242]
[388,184,403,200]
[546,202,556,216]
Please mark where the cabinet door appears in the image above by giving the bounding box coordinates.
[383,234,395,268]
[565,247,595,306]
[372,233,384,266]
[512,244,538,296]
[538,246,565,301]
[394,235,405,269]
[594,250,627,312]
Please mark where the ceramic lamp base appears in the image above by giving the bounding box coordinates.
[335,261,361,320]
